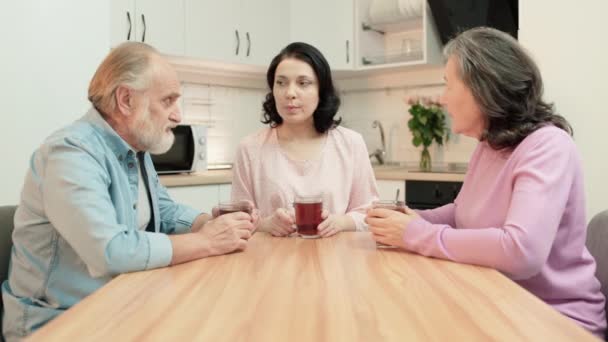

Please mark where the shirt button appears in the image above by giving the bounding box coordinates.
[128,162,134,168]
[127,150,133,156]
[133,203,137,210]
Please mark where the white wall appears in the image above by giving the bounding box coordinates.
[519,0,608,219]
[0,1,110,206]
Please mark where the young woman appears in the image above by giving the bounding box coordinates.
[231,42,379,238]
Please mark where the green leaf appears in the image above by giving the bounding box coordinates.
[412,136,422,146]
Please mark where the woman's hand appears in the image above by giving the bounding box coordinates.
[257,208,295,237]
[365,207,419,248]
[317,212,355,238]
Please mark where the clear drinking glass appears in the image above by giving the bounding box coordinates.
[371,200,406,248]
[217,200,253,216]
[294,195,323,239]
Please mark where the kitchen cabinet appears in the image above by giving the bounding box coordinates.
[166,184,222,213]
[289,0,355,70]
[111,0,185,56]
[166,183,233,213]
[376,180,405,202]
[405,180,462,210]
[185,0,288,66]
[355,0,442,69]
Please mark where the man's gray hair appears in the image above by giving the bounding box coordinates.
[88,42,159,115]
[443,27,571,150]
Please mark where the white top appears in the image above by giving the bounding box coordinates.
[231,126,379,231]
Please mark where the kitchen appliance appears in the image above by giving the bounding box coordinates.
[151,124,207,174]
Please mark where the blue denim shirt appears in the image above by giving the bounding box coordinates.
[2,108,200,340]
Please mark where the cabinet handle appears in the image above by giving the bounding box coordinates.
[141,14,146,42]
[235,30,240,55]
[434,186,442,198]
[126,12,132,40]
[246,32,251,57]
[346,40,350,63]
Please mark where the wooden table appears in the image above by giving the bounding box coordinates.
[28,233,599,341]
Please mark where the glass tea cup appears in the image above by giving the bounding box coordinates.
[294,195,323,239]
[217,200,254,216]
[370,200,407,248]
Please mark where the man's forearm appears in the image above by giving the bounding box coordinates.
[168,233,213,265]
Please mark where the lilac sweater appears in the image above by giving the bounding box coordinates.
[407,126,606,337]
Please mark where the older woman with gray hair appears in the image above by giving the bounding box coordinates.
[366,27,606,337]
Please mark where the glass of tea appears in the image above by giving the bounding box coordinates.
[217,200,253,216]
[371,200,407,249]
[294,195,323,239]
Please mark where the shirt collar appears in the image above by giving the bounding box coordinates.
[81,107,138,160]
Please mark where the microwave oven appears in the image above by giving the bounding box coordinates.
[151,124,207,174]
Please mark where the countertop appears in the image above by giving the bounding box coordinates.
[159,167,466,187]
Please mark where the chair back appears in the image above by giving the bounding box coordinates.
[586,209,608,339]
[0,205,17,339]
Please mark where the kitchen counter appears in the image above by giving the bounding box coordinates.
[159,167,466,187]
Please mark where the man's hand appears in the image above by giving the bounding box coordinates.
[198,212,255,256]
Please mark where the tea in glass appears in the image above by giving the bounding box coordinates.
[371,200,406,248]
[294,195,323,239]
[218,201,253,216]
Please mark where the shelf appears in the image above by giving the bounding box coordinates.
[362,16,423,34]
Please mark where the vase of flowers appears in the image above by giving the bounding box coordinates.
[406,96,448,171]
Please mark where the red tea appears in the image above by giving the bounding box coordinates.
[218,201,253,216]
[295,201,323,238]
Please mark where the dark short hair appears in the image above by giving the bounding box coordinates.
[444,27,572,150]
[262,42,341,133]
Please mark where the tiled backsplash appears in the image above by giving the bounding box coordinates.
[340,86,477,165]
[182,82,476,165]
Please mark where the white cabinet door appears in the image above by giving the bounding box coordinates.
[184,0,241,63]
[167,185,219,213]
[289,0,354,70]
[110,0,136,46]
[376,180,405,202]
[241,0,289,65]
[218,183,232,202]
[135,0,185,56]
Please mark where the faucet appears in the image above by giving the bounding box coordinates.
[369,120,386,165]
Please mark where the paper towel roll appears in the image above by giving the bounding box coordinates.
[369,0,421,25]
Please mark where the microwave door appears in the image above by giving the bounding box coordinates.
[151,125,196,174]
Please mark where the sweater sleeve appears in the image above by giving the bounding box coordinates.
[346,133,380,231]
[231,141,256,204]
[415,203,456,226]
[403,131,576,280]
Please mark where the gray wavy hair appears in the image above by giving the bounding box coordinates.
[88,42,159,116]
[444,27,572,150]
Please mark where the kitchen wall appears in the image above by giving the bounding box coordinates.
[183,80,477,167]
[0,0,110,206]
[519,0,608,219]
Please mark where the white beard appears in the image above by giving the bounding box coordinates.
[132,108,175,154]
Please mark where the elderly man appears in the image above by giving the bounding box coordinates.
[1,42,255,340]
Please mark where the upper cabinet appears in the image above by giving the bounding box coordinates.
[111,0,185,56]
[289,0,355,70]
[184,0,288,66]
[355,0,442,69]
